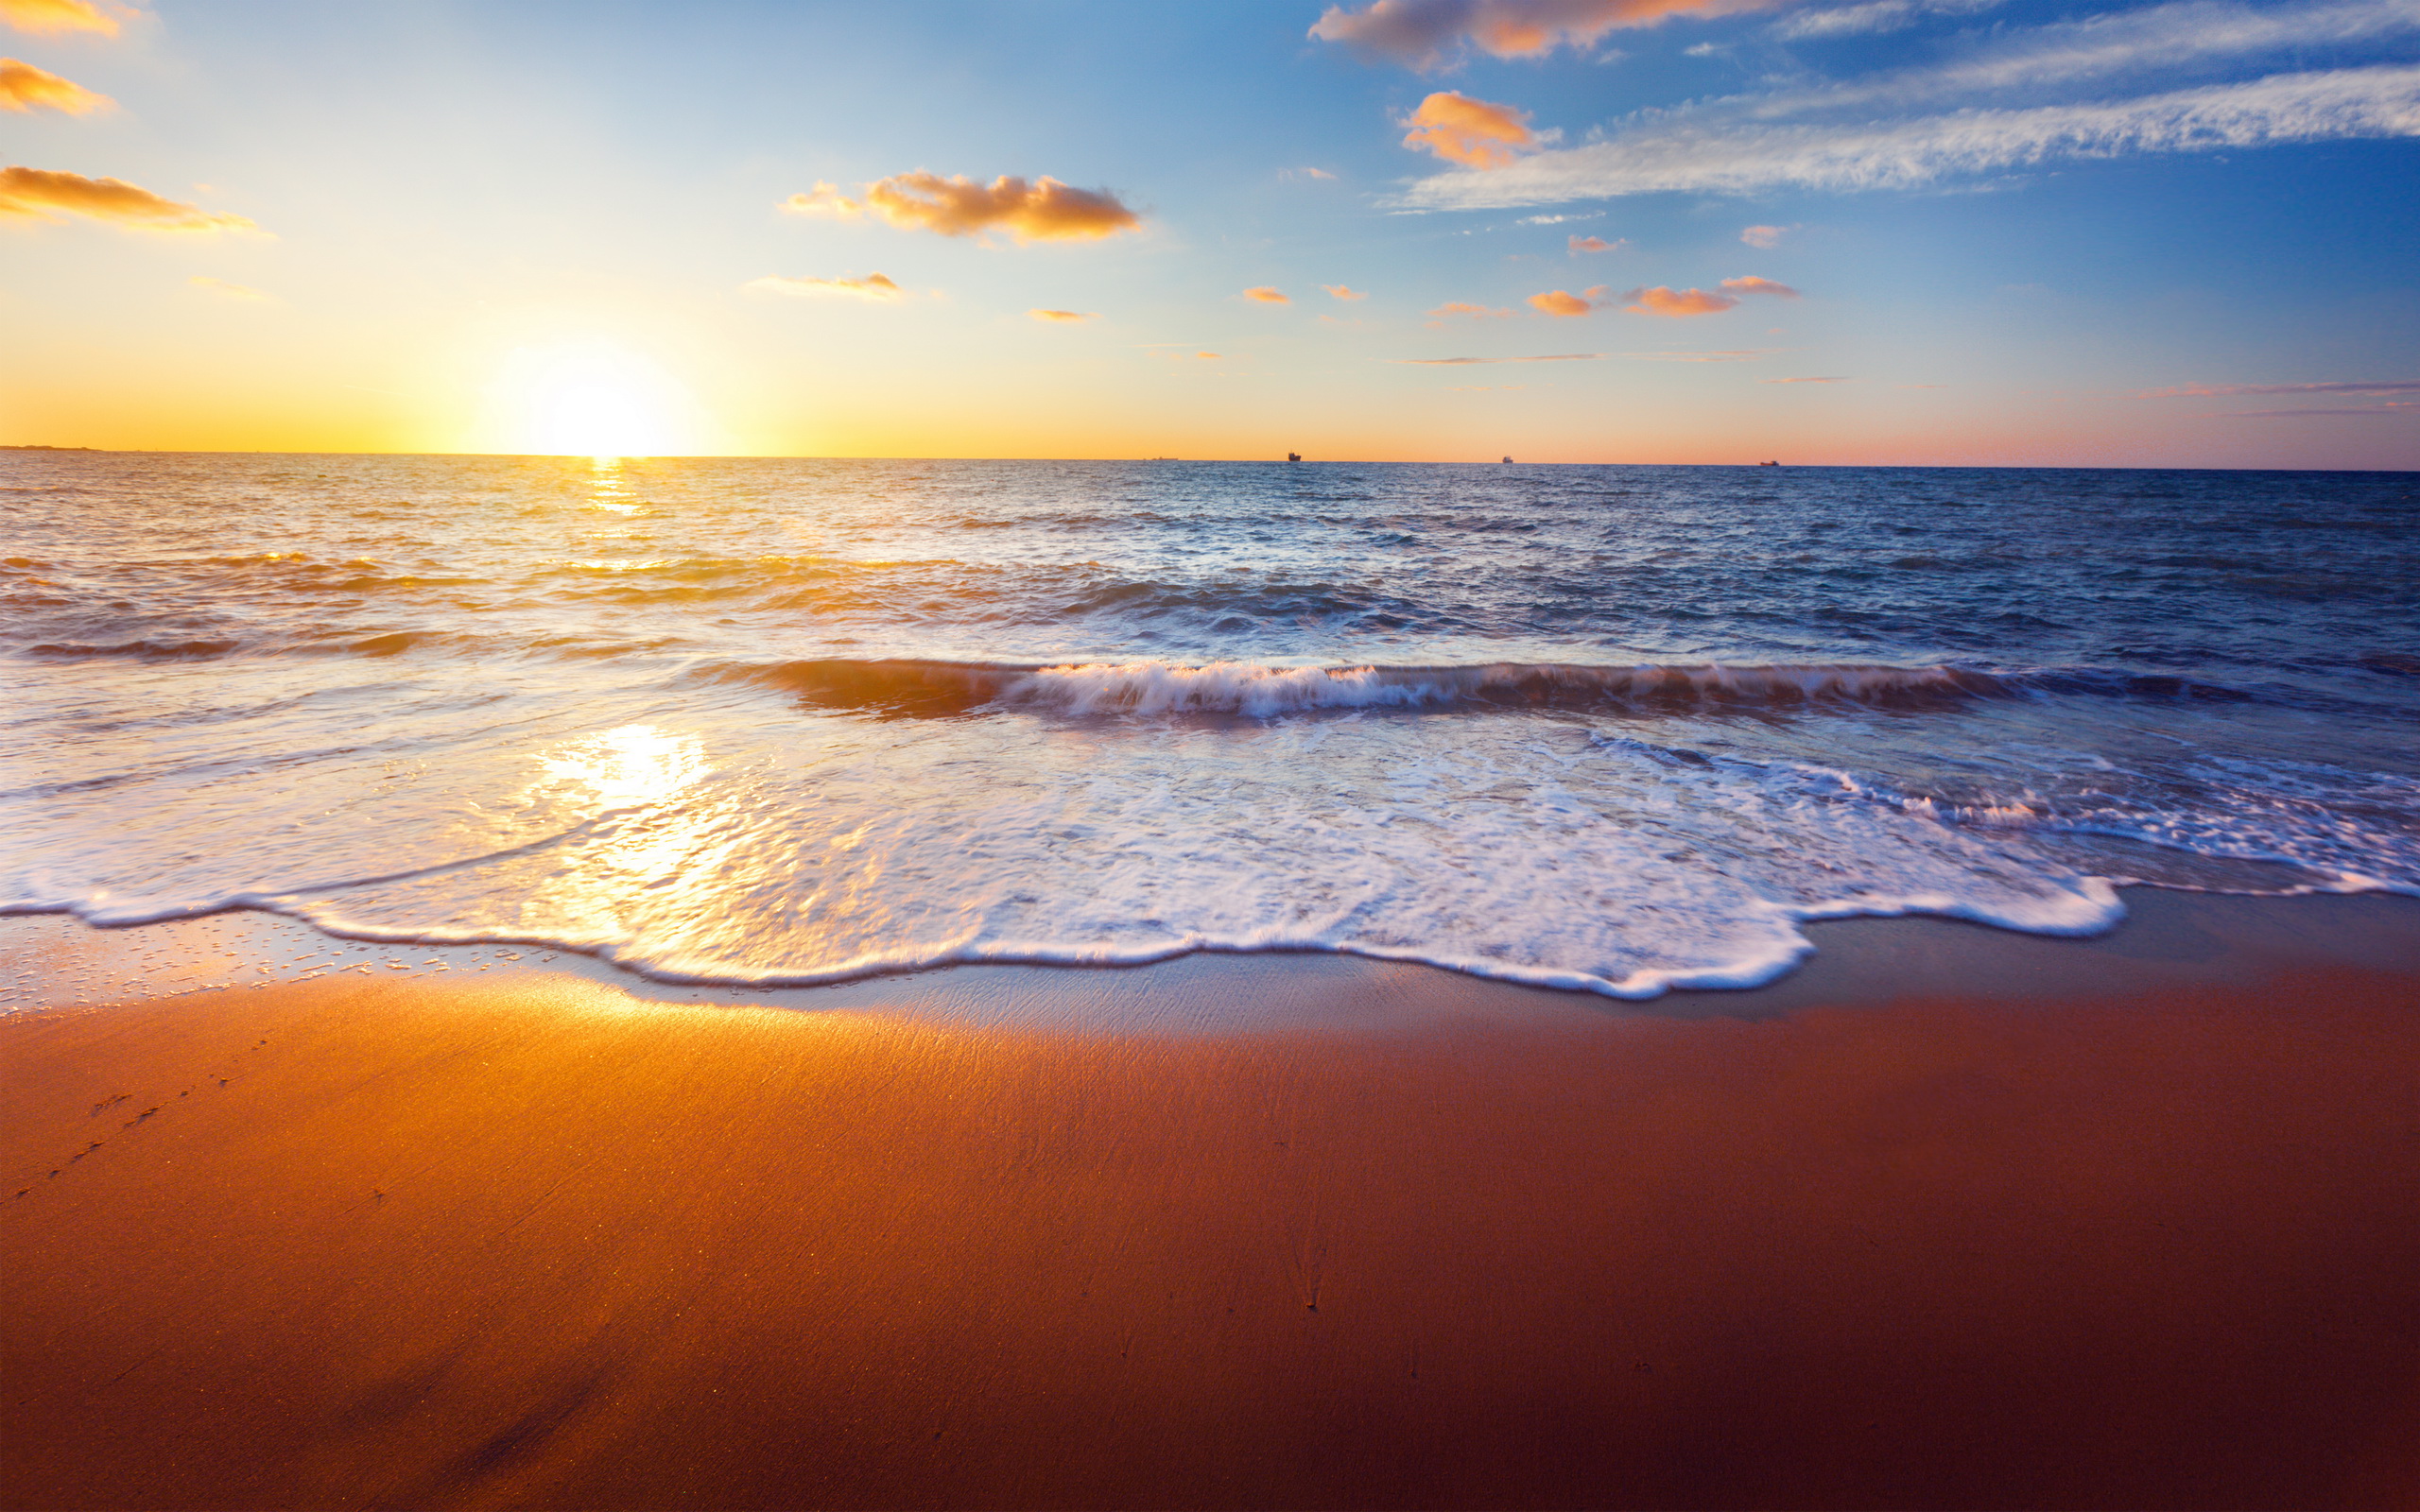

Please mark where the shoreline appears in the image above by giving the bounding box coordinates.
[5,884,2416,1031]
[5,891,2418,1508]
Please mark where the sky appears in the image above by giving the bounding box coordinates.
[3,0,2416,465]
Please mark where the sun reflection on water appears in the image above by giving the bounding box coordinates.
[540,724,706,812]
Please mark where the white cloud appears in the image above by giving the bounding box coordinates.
[1762,0,2420,114]
[1394,63,2420,206]
[1773,0,2003,40]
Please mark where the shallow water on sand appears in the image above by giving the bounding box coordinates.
[4,454,2414,994]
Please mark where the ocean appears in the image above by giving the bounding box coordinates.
[4,452,2414,997]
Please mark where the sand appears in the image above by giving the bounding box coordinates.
[4,892,2418,1510]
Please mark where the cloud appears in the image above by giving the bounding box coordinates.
[1567,233,1626,253]
[1,58,108,113]
[783,172,1140,243]
[1029,307,1098,321]
[2141,378,2420,396]
[1322,284,1369,301]
[188,274,269,301]
[1772,0,2002,40]
[2222,402,2417,415]
[1197,352,1222,359]
[1426,301,1514,320]
[0,0,117,36]
[0,166,256,232]
[1393,64,2420,206]
[745,271,903,301]
[1528,284,1610,316]
[1394,352,1606,363]
[1280,166,1339,180]
[1772,0,2420,113]
[1739,223,1794,248]
[1622,347,1785,358]
[1765,374,1850,382]
[1240,285,1291,304]
[1311,0,1780,68]
[1400,91,1538,168]
[1624,285,1738,315]
[1720,274,1800,297]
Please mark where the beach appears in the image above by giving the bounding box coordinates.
[7,890,2417,1510]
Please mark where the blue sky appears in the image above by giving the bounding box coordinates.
[4,0,2415,463]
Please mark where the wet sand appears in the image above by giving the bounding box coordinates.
[4,893,2419,1509]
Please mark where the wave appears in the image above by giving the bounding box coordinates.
[713,656,2266,718]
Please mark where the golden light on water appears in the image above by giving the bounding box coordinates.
[541,725,707,812]
[485,341,695,457]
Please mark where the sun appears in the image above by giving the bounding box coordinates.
[486,340,695,456]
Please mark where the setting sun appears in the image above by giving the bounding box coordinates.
[484,341,696,456]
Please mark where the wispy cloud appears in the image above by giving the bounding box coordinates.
[1400,91,1538,167]
[188,274,270,301]
[745,271,903,301]
[1765,374,1851,382]
[1029,307,1098,321]
[2223,402,2418,415]
[1626,284,1737,315]
[1241,285,1291,303]
[1426,301,1515,322]
[1772,0,2003,40]
[1322,284,1370,300]
[0,0,118,36]
[1771,0,2420,113]
[1529,284,1611,315]
[1,58,109,113]
[1568,233,1627,252]
[783,173,1140,243]
[1720,274,1800,297]
[1739,222,1796,248]
[1395,61,2420,206]
[2140,378,2420,395]
[0,166,256,232]
[1280,165,1340,181]
[1311,0,1782,69]
[1622,347,1785,359]
[1393,352,1605,363]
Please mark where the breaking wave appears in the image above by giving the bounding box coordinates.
[718,656,2264,718]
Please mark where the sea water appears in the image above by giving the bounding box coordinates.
[4,454,2414,996]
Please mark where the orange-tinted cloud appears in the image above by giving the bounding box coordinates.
[1,58,108,113]
[1400,92,1536,168]
[1720,275,1800,297]
[745,272,903,301]
[1528,284,1610,316]
[1624,285,1739,316]
[1322,284,1368,301]
[1394,352,1603,364]
[1313,0,1773,68]
[1029,308,1098,321]
[1,0,118,36]
[0,166,256,232]
[1567,234,1625,254]
[1740,223,1795,249]
[1426,301,1513,322]
[1242,285,1290,303]
[785,173,1140,243]
[189,274,269,301]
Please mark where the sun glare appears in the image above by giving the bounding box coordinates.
[487,341,695,456]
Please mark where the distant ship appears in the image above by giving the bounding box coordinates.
[1287,452,1301,461]
[1502,456,1513,464]
[1759,459,1782,466]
